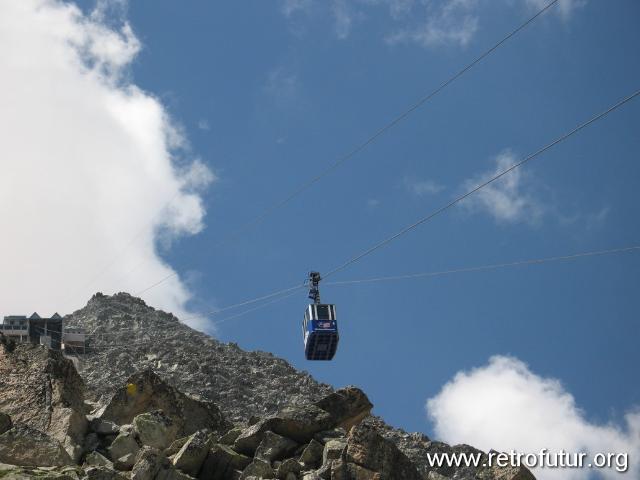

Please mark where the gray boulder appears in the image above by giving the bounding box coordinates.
[313,387,372,432]
[330,459,378,480]
[133,410,176,450]
[198,444,252,480]
[234,387,371,456]
[113,453,137,471]
[323,438,346,465]
[131,447,169,480]
[344,423,421,480]
[299,439,324,469]
[0,425,74,467]
[275,458,302,479]
[90,419,120,435]
[84,451,114,468]
[0,345,88,462]
[100,370,229,438]
[255,431,298,463]
[84,466,129,480]
[218,426,243,445]
[109,431,140,470]
[173,430,211,476]
[165,436,190,457]
[240,459,274,479]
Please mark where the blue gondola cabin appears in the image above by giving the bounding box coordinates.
[302,304,339,360]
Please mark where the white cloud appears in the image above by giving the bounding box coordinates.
[461,150,543,224]
[281,0,586,48]
[403,176,445,196]
[524,0,587,19]
[427,356,640,479]
[0,0,214,331]
[281,0,313,17]
[585,206,610,230]
[333,0,355,39]
[387,0,480,48]
[265,66,301,109]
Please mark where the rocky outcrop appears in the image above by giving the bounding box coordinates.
[0,342,88,461]
[172,430,212,476]
[232,387,371,457]
[341,422,422,480]
[0,293,535,479]
[109,429,140,470]
[71,293,333,420]
[63,293,444,474]
[0,424,74,467]
[0,364,534,480]
[133,411,176,450]
[99,369,229,437]
[200,443,252,480]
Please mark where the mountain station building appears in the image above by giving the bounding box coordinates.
[0,313,86,352]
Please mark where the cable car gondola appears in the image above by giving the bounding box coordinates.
[302,272,339,360]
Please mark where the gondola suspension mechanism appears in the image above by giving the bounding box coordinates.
[302,272,339,360]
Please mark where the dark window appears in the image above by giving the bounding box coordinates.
[316,305,330,320]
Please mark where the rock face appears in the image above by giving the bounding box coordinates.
[233,387,370,456]
[133,411,176,450]
[341,423,422,480]
[0,293,535,480]
[0,340,87,460]
[72,293,333,420]
[99,369,229,437]
[0,424,74,467]
[65,294,438,474]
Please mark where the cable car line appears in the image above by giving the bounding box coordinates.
[179,284,305,324]
[215,244,640,328]
[210,289,302,327]
[53,241,640,342]
[53,243,640,356]
[161,243,640,335]
[210,0,560,243]
[321,89,640,281]
[128,0,560,298]
[325,245,640,286]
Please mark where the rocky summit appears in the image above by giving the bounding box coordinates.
[0,293,535,479]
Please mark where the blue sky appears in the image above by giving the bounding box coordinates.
[100,0,640,434]
[3,1,639,476]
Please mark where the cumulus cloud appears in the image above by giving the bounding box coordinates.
[366,198,381,208]
[386,0,480,48]
[264,66,302,109]
[280,0,586,48]
[333,0,356,39]
[525,0,587,19]
[461,150,543,224]
[281,0,314,17]
[0,1,214,330]
[197,119,210,131]
[427,356,640,479]
[403,176,445,197]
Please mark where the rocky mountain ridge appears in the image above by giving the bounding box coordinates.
[0,293,535,479]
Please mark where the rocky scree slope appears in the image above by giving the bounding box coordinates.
[0,339,533,479]
[68,294,430,470]
[55,292,534,479]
